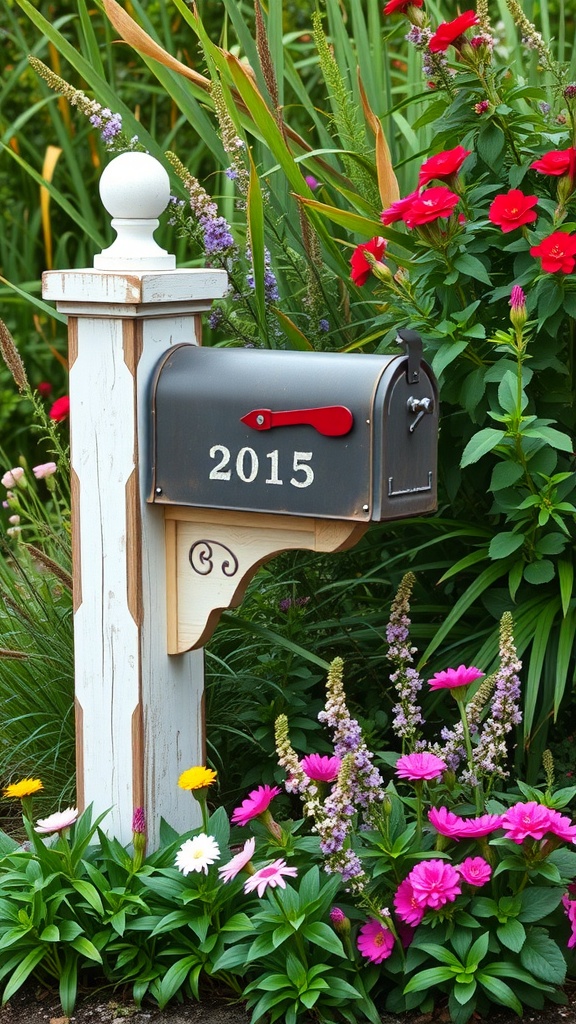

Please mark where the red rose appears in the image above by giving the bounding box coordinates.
[429,11,479,52]
[383,0,423,13]
[418,146,471,187]
[530,147,576,178]
[530,231,576,273]
[403,186,460,227]
[350,237,387,286]
[488,189,538,232]
[49,395,70,422]
[380,190,420,225]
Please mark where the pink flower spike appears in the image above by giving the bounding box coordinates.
[300,753,341,783]
[394,878,426,926]
[357,919,395,963]
[243,858,298,898]
[408,859,462,909]
[456,856,492,887]
[231,784,281,827]
[428,664,484,691]
[500,801,557,843]
[32,462,57,479]
[218,837,256,883]
[396,752,447,781]
[35,807,79,834]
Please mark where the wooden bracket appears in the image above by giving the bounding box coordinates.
[164,506,367,653]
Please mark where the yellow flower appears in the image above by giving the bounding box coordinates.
[4,777,43,799]
[178,766,217,791]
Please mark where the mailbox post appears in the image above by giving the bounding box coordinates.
[43,153,228,845]
[42,151,438,849]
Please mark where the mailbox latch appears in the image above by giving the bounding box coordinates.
[407,396,433,433]
[396,328,423,384]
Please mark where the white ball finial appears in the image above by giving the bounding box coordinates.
[93,152,176,271]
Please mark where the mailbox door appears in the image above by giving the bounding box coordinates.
[149,345,401,522]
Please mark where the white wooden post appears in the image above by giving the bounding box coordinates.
[43,152,228,846]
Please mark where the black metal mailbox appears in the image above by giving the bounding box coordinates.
[148,332,438,523]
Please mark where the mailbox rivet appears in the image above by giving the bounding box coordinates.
[155,487,163,495]
[256,414,265,425]
[362,504,369,512]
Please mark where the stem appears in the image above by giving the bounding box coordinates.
[455,695,484,813]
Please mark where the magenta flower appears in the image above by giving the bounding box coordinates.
[546,809,576,843]
[300,753,341,783]
[500,801,557,843]
[563,895,576,948]
[456,856,492,887]
[231,784,281,827]
[428,664,484,692]
[243,858,298,897]
[357,919,395,963]
[459,813,503,838]
[396,752,447,781]
[35,807,78,834]
[428,806,468,837]
[408,859,462,909]
[393,877,426,925]
[218,837,256,883]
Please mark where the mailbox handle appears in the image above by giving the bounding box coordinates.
[396,329,422,383]
[241,405,354,437]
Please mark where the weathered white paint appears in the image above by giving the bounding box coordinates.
[43,152,228,846]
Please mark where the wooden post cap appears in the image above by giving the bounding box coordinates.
[93,152,176,271]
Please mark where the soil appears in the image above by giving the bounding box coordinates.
[1,981,576,1024]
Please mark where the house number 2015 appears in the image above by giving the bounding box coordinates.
[209,445,314,488]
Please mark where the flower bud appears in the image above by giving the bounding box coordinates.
[509,285,527,330]
[330,907,351,936]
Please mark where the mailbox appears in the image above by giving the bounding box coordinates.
[148,332,438,522]
[147,332,438,653]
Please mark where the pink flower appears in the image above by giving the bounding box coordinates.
[243,858,298,897]
[231,784,281,827]
[456,856,492,887]
[380,190,420,225]
[459,813,503,838]
[563,895,576,948]
[396,752,447,781]
[428,806,468,837]
[394,878,426,925]
[1,468,24,489]
[32,462,57,479]
[357,919,395,963]
[547,809,576,843]
[500,801,557,843]
[218,837,256,883]
[428,664,483,691]
[408,859,462,909]
[49,396,70,422]
[300,753,341,783]
[35,807,78,834]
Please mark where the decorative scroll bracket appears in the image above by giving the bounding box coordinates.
[164,507,367,653]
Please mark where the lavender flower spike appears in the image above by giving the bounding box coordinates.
[386,573,425,747]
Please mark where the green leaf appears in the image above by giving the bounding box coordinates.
[490,461,524,491]
[454,253,492,286]
[39,925,59,943]
[156,955,199,1009]
[496,918,526,953]
[489,532,524,559]
[301,921,345,958]
[522,426,573,452]
[70,937,103,964]
[523,560,555,584]
[2,947,46,1004]
[518,888,565,922]
[211,943,252,972]
[477,122,505,169]
[461,428,506,467]
[431,340,468,378]
[404,966,457,993]
[558,559,574,617]
[519,928,567,984]
[477,973,523,1014]
[498,370,525,414]
[70,879,104,915]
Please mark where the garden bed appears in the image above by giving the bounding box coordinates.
[2,983,576,1024]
